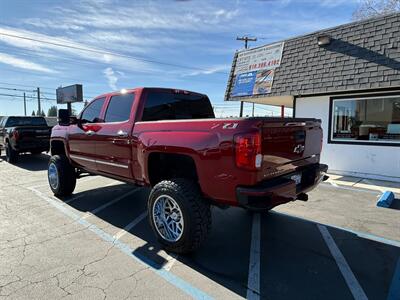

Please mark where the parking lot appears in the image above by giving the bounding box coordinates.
[0,153,399,300]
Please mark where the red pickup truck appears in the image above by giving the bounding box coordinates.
[48,87,328,253]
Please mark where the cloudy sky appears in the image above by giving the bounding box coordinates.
[0,0,359,117]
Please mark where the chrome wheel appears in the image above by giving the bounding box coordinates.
[152,195,184,242]
[48,162,59,190]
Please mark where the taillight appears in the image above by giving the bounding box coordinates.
[234,132,262,171]
[12,130,19,141]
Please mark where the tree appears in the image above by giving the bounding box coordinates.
[31,110,36,116]
[353,0,400,20]
[47,106,58,117]
[36,109,45,117]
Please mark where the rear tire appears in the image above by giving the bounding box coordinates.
[5,143,18,163]
[48,155,76,197]
[148,179,211,254]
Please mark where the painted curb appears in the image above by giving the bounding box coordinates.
[377,191,395,208]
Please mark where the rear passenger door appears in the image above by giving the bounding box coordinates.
[94,93,135,178]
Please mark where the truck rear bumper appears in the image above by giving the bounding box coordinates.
[236,163,328,210]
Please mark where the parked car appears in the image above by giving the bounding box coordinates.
[0,116,51,163]
[48,87,328,253]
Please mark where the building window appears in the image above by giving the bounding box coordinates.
[331,95,400,145]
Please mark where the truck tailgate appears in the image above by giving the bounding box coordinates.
[261,119,322,177]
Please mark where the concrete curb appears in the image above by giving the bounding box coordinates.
[377,191,395,208]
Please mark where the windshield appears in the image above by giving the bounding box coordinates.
[5,117,47,127]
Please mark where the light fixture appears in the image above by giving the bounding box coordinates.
[120,88,127,94]
[317,35,331,46]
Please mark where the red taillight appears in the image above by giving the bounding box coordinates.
[234,132,262,171]
[12,130,19,141]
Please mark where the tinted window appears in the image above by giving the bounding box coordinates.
[81,97,106,123]
[5,117,47,127]
[105,94,135,123]
[142,91,214,121]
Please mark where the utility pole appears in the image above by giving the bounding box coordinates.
[236,36,257,117]
[23,92,26,116]
[37,87,41,116]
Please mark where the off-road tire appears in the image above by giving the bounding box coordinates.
[148,179,211,254]
[48,155,76,197]
[5,142,18,163]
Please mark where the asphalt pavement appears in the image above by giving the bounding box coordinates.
[0,153,399,300]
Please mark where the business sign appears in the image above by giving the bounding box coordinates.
[56,84,83,104]
[228,42,284,99]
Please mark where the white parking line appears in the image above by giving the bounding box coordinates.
[322,182,380,195]
[27,186,212,300]
[317,224,368,300]
[272,211,400,248]
[163,253,179,271]
[113,211,148,240]
[30,176,99,190]
[247,213,261,300]
[81,188,138,220]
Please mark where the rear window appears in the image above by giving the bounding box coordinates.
[141,91,214,122]
[5,117,47,127]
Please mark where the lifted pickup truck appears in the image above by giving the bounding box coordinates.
[0,116,51,163]
[48,87,328,253]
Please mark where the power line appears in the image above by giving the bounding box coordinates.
[0,32,230,75]
[0,44,228,86]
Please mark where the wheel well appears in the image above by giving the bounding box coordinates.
[148,153,198,186]
[51,140,66,156]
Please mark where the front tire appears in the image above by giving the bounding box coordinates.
[5,143,18,163]
[148,179,211,254]
[48,155,76,197]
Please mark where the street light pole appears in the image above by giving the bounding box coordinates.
[236,36,257,117]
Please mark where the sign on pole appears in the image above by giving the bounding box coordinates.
[226,42,284,100]
[56,84,83,104]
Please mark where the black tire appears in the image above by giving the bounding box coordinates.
[148,179,211,254]
[5,142,18,163]
[48,155,76,197]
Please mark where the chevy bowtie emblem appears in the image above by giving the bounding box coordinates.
[293,144,305,154]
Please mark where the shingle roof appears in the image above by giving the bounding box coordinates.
[225,13,400,100]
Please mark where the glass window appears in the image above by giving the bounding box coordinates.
[141,91,214,122]
[331,95,400,144]
[81,97,106,123]
[104,93,135,123]
[5,117,47,127]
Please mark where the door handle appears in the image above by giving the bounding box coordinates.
[117,130,128,138]
[85,130,95,136]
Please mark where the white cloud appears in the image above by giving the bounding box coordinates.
[184,64,230,77]
[0,26,157,74]
[103,67,118,90]
[0,52,56,73]
[24,1,241,32]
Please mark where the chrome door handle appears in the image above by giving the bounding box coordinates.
[85,130,95,136]
[117,130,128,138]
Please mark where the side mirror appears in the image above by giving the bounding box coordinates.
[58,109,70,126]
